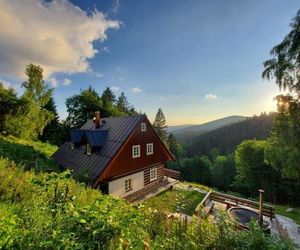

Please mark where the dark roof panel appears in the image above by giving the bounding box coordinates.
[52,115,144,183]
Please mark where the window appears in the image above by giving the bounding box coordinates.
[146,143,153,155]
[86,144,91,155]
[125,179,132,192]
[132,145,140,158]
[70,142,74,150]
[150,168,157,181]
[141,122,146,132]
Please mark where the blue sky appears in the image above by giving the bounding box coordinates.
[0,0,299,125]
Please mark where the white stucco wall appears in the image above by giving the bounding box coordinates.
[108,170,144,198]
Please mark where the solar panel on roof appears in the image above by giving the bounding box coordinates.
[70,129,85,143]
[53,115,144,183]
[85,130,108,147]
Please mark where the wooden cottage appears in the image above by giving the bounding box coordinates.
[52,112,175,201]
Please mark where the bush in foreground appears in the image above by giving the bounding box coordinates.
[0,158,294,249]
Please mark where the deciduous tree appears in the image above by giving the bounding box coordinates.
[5,64,53,140]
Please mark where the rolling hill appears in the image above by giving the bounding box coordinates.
[183,113,275,156]
[172,116,247,141]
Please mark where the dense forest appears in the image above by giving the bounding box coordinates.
[183,112,275,156]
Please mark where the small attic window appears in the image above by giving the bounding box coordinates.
[86,144,91,156]
[70,142,74,150]
[141,122,146,132]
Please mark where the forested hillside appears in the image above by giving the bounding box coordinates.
[183,113,274,157]
[173,115,247,141]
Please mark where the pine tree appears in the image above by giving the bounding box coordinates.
[101,87,120,117]
[117,92,130,113]
[167,133,178,157]
[153,108,168,143]
[101,87,116,104]
[39,96,63,145]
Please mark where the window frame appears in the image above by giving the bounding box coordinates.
[132,145,141,158]
[146,143,154,155]
[150,167,157,181]
[125,178,132,192]
[141,122,147,132]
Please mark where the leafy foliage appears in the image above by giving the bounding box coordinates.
[0,135,58,171]
[262,9,300,94]
[4,64,54,140]
[66,86,137,128]
[265,95,300,181]
[0,158,293,249]
[0,83,18,133]
[234,140,281,201]
[66,86,102,127]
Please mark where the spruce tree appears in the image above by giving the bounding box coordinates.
[39,96,63,145]
[167,133,178,157]
[153,108,168,143]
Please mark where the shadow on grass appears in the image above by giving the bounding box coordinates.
[0,137,58,171]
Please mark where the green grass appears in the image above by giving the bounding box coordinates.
[275,204,300,225]
[142,188,206,216]
[182,181,212,192]
[0,135,58,171]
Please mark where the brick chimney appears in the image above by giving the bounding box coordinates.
[94,111,100,128]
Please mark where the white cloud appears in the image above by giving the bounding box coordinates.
[95,73,104,78]
[49,77,58,88]
[111,86,120,91]
[103,46,110,53]
[113,0,121,13]
[131,87,142,94]
[0,0,120,79]
[205,94,217,100]
[63,78,72,86]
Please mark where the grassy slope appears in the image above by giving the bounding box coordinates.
[275,205,300,225]
[0,135,58,170]
[142,189,206,216]
[0,153,293,248]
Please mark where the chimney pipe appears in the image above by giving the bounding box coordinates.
[95,111,100,128]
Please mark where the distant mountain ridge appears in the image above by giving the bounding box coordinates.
[183,113,275,156]
[172,116,247,140]
[168,124,194,132]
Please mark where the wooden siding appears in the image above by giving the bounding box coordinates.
[96,116,172,184]
[144,164,164,186]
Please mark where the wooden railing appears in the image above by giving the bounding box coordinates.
[164,168,181,180]
[196,191,275,219]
